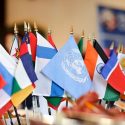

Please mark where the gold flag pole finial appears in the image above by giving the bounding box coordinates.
[48,26,51,35]
[81,30,84,38]
[34,21,38,32]
[87,35,91,41]
[120,44,124,53]
[92,33,96,40]
[24,21,27,32]
[109,41,114,50]
[70,26,73,35]
[117,43,121,53]
[27,22,31,32]
[14,23,18,35]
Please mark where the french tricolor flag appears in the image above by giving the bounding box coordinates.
[101,52,125,94]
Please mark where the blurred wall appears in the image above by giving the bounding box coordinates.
[5,0,125,49]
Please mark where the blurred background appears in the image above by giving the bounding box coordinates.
[1,0,125,50]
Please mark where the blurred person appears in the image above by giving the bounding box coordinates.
[100,9,117,32]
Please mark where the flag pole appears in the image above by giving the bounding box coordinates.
[28,22,32,33]
[65,27,74,108]
[13,106,21,125]
[11,23,21,125]
[34,21,38,32]
[116,43,121,54]
[9,23,19,54]
[2,115,7,125]
[24,21,31,125]
[120,43,124,53]
[70,25,74,35]
[81,30,84,38]
[48,26,51,35]
[7,111,14,125]
[33,21,43,117]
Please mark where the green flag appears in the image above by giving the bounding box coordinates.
[78,37,83,54]
[44,97,65,110]
[103,84,120,101]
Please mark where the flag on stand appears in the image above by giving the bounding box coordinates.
[11,35,37,107]
[84,41,107,99]
[33,32,64,97]
[10,36,19,63]
[101,52,125,95]
[44,33,65,110]
[93,40,120,101]
[0,44,17,115]
[42,35,92,99]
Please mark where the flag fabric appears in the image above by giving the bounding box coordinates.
[42,35,92,99]
[0,74,6,89]
[117,53,125,100]
[22,32,37,108]
[101,52,125,95]
[33,32,64,97]
[93,39,120,101]
[10,36,19,63]
[45,97,65,110]
[11,36,37,107]
[0,101,12,117]
[84,41,107,99]
[47,33,57,49]
[45,33,64,110]
[118,53,125,74]
[0,44,17,115]
[29,32,37,66]
[78,37,83,54]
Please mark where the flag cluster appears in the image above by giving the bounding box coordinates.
[1,23,125,117]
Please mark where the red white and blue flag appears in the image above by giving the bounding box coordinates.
[101,52,125,94]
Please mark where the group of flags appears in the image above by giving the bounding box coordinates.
[0,22,125,118]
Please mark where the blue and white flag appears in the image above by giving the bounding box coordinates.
[33,32,64,97]
[42,35,92,99]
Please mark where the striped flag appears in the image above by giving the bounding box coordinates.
[84,41,107,99]
[93,40,120,101]
[0,44,16,115]
[45,33,64,110]
[11,36,37,107]
[101,52,125,95]
[42,35,92,99]
[33,32,64,97]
